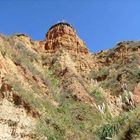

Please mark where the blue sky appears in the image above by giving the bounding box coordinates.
[0,0,140,52]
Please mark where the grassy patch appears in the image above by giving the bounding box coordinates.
[97,105,140,140]
[35,95,102,139]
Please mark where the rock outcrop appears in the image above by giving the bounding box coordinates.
[134,82,140,103]
[45,22,88,53]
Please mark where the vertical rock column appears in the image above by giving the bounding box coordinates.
[45,22,88,53]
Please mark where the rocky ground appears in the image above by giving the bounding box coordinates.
[0,97,36,140]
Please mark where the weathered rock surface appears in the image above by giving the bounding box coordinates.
[45,22,88,53]
[0,93,36,140]
[134,82,140,103]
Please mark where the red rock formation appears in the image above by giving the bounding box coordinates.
[133,83,140,104]
[45,22,88,53]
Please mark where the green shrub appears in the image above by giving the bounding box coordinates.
[91,87,103,98]
[98,124,118,140]
[96,111,131,139]
[92,67,109,81]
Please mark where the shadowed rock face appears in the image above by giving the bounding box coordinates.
[45,22,88,53]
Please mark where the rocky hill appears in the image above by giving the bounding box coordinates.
[0,22,140,140]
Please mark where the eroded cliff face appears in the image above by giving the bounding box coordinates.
[0,94,36,140]
[45,22,88,53]
[42,23,96,105]
[1,22,140,139]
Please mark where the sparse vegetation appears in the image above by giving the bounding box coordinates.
[36,99,102,140]
[97,105,140,140]
[97,113,129,140]
[92,67,109,82]
[1,32,140,139]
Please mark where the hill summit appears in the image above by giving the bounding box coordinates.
[45,22,88,53]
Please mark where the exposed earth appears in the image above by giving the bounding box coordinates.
[0,22,140,140]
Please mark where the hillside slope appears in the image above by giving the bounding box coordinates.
[0,22,140,140]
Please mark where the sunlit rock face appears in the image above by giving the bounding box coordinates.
[45,22,88,53]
